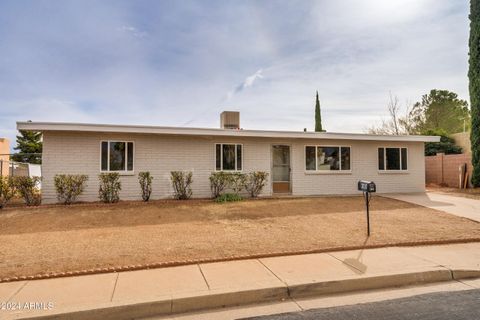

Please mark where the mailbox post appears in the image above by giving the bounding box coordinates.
[357,180,376,236]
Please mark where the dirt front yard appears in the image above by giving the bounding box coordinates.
[1,196,479,280]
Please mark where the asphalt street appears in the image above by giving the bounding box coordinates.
[241,289,480,320]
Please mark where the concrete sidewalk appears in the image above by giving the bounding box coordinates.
[385,192,480,222]
[1,242,480,320]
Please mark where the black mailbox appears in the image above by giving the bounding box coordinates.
[358,180,376,193]
[358,180,376,236]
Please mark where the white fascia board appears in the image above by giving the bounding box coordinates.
[16,121,441,143]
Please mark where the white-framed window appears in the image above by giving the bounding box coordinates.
[100,141,134,172]
[215,143,242,171]
[305,146,351,171]
[378,147,408,171]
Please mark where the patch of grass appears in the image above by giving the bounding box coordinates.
[215,193,243,203]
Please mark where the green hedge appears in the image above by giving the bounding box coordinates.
[98,173,121,203]
[54,174,88,204]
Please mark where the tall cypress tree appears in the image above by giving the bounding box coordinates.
[315,91,323,132]
[470,0,480,186]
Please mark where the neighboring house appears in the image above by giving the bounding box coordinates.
[0,137,42,180]
[0,138,10,176]
[17,112,439,204]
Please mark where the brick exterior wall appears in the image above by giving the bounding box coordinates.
[291,140,425,195]
[425,153,473,188]
[41,131,427,203]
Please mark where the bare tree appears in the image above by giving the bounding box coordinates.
[367,93,416,135]
[399,99,418,135]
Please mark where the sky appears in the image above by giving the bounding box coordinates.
[0,0,471,151]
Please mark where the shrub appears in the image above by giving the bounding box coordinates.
[170,171,193,200]
[13,176,41,206]
[244,171,269,198]
[229,172,246,195]
[54,174,88,204]
[215,193,243,203]
[209,172,231,198]
[138,171,153,201]
[0,176,15,209]
[209,172,249,198]
[98,173,121,203]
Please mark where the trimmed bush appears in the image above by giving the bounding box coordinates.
[13,176,41,206]
[0,176,15,209]
[170,171,193,200]
[54,174,88,204]
[209,172,252,198]
[138,171,153,201]
[244,171,269,198]
[229,172,246,195]
[98,173,121,203]
[209,172,231,198]
[215,193,243,203]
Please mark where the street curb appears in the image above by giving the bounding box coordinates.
[7,286,289,320]
[452,269,480,280]
[288,269,452,298]
[10,268,479,320]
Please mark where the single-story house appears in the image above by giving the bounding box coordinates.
[17,112,440,204]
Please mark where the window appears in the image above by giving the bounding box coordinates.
[215,143,242,171]
[101,141,134,172]
[378,147,408,171]
[305,146,316,170]
[341,147,351,170]
[305,146,351,171]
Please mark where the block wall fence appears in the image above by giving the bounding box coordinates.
[425,153,473,188]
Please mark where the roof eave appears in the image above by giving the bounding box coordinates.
[16,121,441,143]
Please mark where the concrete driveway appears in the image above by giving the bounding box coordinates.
[384,192,480,223]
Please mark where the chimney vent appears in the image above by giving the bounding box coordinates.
[220,111,240,129]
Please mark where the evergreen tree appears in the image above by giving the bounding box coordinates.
[11,130,42,164]
[470,0,480,186]
[315,91,323,132]
[409,89,470,135]
[423,129,463,156]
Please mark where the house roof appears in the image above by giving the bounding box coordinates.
[16,121,440,142]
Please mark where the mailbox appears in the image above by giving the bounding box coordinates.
[358,180,376,193]
[357,180,376,236]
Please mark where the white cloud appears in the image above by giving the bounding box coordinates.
[225,69,264,101]
[118,25,147,38]
[243,69,263,88]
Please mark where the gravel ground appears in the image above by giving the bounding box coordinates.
[0,196,479,280]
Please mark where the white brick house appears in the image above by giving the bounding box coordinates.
[17,112,439,204]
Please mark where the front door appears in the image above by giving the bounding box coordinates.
[272,145,291,194]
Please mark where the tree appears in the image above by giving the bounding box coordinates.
[410,89,470,135]
[367,93,415,135]
[11,130,42,164]
[423,129,463,156]
[315,91,323,132]
[369,90,470,136]
[470,0,480,186]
